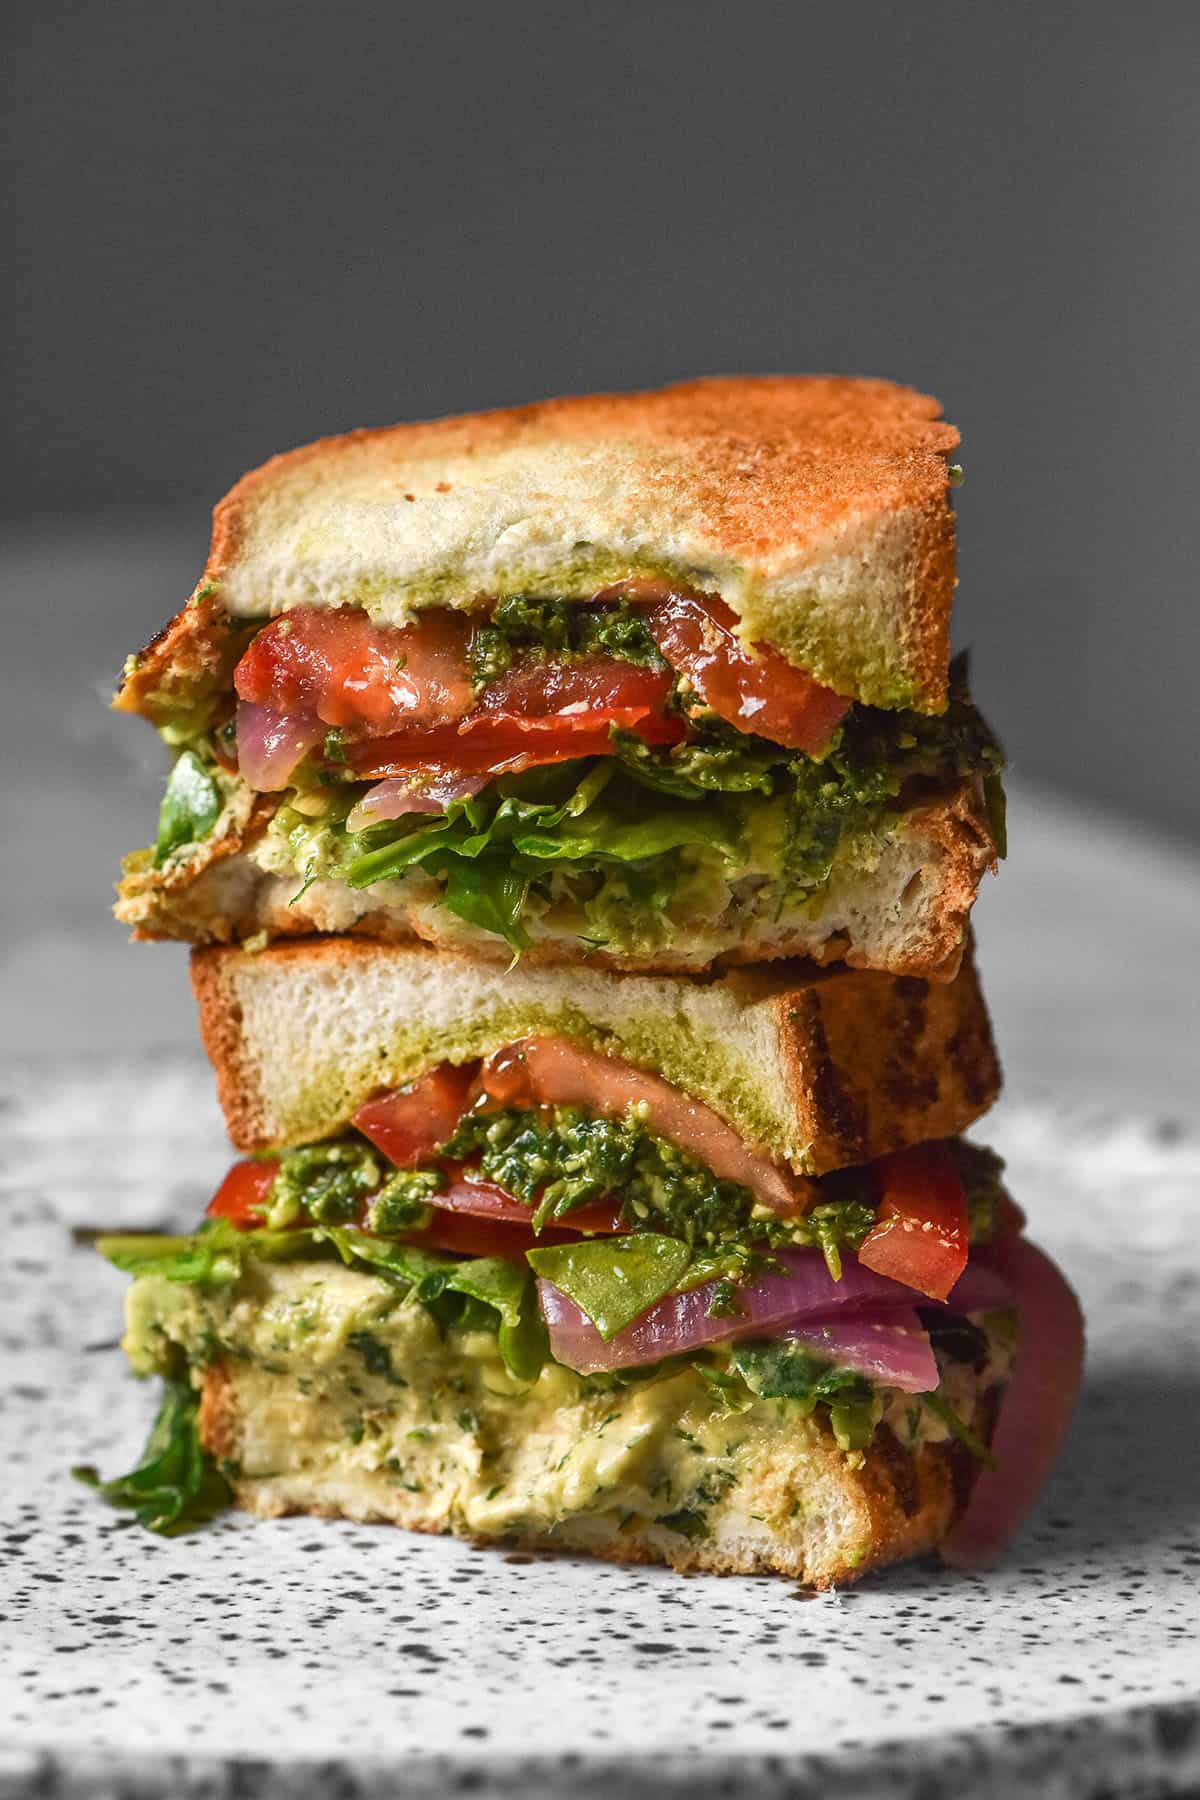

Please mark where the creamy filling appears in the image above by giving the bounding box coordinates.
[123,1261,1007,1544]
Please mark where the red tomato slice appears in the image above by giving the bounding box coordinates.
[235,606,476,732]
[435,1173,623,1236]
[640,592,850,753]
[347,711,684,778]
[414,1211,544,1259]
[353,1065,478,1169]
[206,1159,279,1228]
[236,608,684,777]
[856,1142,968,1302]
[346,659,684,777]
[472,653,671,723]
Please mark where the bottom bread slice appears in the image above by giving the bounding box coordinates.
[116,780,996,981]
[125,1260,1003,1587]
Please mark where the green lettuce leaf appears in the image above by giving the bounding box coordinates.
[154,750,222,865]
[326,663,1005,954]
[322,1229,547,1381]
[73,1380,232,1535]
[439,854,531,955]
[97,1219,318,1284]
[526,1233,692,1339]
[731,1342,879,1452]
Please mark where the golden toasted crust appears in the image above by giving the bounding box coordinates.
[114,587,246,725]
[196,1363,239,1463]
[770,939,1000,1171]
[188,931,998,1168]
[116,787,276,936]
[199,1362,979,1587]
[116,375,960,716]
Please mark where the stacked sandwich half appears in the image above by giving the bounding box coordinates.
[89,377,1083,1585]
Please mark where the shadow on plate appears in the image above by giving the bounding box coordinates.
[1022,1366,1200,1561]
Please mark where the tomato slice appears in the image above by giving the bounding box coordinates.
[856,1142,968,1302]
[414,1211,543,1259]
[475,1036,804,1215]
[640,592,850,753]
[434,1173,623,1236]
[346,659,684,777]
[206,1159,279,1228]
[236,608,684,777]
[347,710,684,778]
[235,606,476,731]
[353,1065,478,1169]
[401,1177,622,1258]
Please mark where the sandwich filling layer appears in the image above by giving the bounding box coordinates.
[94,1057,1018,1517]
[114,1259,1011,1581]
[118,589,1004,964]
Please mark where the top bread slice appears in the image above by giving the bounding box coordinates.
[118,376,960,717]
[190,934,999,1174]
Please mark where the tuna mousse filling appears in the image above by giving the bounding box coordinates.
[117,590,1005,965]
[76,1041,1072,1579]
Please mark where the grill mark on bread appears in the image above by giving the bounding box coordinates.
[946,1024,999,1112]
[882,977,941,1116]
[798,990,869,1164]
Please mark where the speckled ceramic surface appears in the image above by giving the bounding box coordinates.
[3,1060,1198,1799]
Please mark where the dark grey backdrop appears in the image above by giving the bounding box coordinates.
[7,0,1199,838]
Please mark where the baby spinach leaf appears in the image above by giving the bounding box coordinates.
[154,750,222,865]
[73,1380,232,1535]
[731,1342,879,1451]
[526,1233,692,1339]
[321,1230,547,1382]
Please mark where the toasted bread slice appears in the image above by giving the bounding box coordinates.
[189,931,999,1172]
[116,375,959,715]
[136,1260,1000,1589]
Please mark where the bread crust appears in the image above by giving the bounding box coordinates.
[771,943,999,1171]
[115,375,960,715]
[188,929,998,1166]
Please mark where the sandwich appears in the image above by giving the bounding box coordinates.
[113,377,1005,976]
[84,940,1083,1586]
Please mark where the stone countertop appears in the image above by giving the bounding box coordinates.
[2,749,1199,1796]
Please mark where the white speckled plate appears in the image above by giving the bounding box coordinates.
[3,1058,1199,1800]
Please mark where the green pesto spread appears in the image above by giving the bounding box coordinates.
[467,595,666,688]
